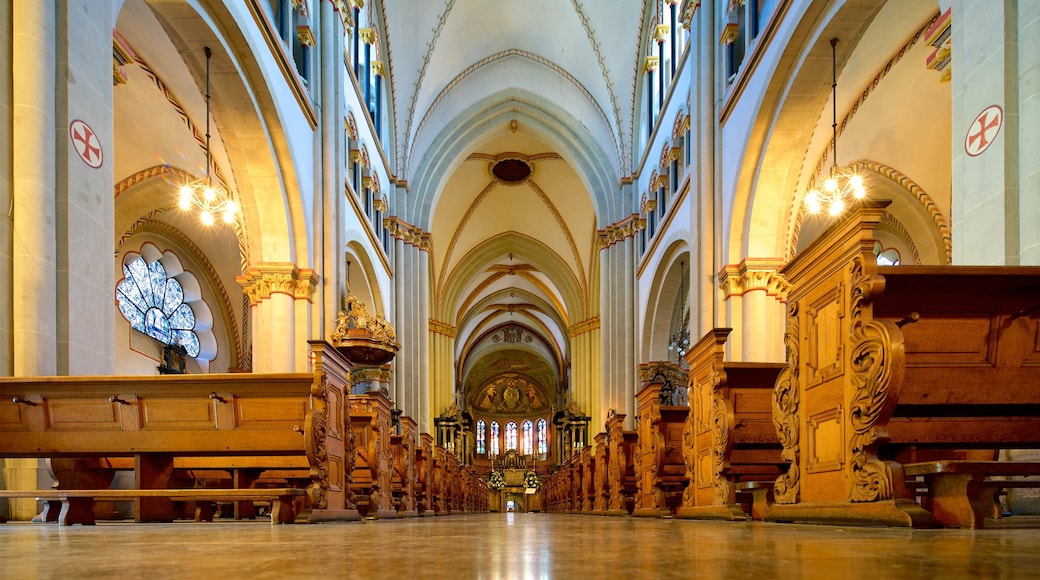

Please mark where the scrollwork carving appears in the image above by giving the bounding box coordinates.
[711,395,733,506]
[305,373,330,509]
[773,301,801,504]
[847,257,904,502]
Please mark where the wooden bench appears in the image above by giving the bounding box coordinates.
[348,391,395,519]
[676,329,786,521]
[0,488,307,525]
[604,413,638,516]
[900,461,1040,529]
[632,380,689,517]
[766,201,1040,527]
[0,341,359,524]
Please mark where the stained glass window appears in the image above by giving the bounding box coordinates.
[476,420,486,455]
[522,420,533,454]
[537,418,548,455]
[116,255,201,357]
[490,421,500,455]
[505,421,518,451]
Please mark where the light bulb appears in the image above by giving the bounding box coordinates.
[178,186,193,210]
[200,210,214,226]
[829,198,844,216]
[806,190,822,214]
[824,177,838,193]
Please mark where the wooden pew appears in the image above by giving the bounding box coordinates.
[676,328,786,520]
[766,201,1040,528]
[391,415,419,517]
[592,432,610,513]
[0,341,359,525]
[348,391,396,519]
[580,445,595,513]
[604,413,638,516]
[632,381,688,517]
[414,433,434,515]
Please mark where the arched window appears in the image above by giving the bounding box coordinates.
[116,244,215,362]
[476,420,486,455]
[521,420,534,454]
[490,421,500,455]
[537,419,548,455]
[505,421,518,451]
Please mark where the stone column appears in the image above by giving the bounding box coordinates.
[951,0,1036,265]
[0,0,13,376]
[56,0,114,375]
[717,259,788,362]
[237,264,317,372]
[318,0,343,338]
[1018,0,1040,265]
[385,216,431,431]
[12,0,57,377]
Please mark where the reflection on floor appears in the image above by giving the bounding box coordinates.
[3,513,1040,579]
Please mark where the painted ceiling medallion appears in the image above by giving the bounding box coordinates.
[491,158,532,184]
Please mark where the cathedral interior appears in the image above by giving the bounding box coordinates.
[3,0,1040,576]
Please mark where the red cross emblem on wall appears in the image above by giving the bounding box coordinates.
[69,119,103,169]
[964,105,1003,158]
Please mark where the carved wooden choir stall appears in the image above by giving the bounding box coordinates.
[540,200,1040,529]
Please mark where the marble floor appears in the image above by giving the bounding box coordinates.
[3,514,1040,579]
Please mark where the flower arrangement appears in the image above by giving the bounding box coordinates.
[488,470,505,491]
[524,472,541,490]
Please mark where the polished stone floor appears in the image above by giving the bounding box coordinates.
[3,513,1040,579]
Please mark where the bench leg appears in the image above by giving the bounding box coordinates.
[269,497,297,525]
[30,500,64,523]
[58,498,97,526]
[927,473,986,529]
[135,454,174,522]
[748,488,772,521]
[194,501,217,522]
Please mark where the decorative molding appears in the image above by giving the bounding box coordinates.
[924,8,951,82]
[112,30,134,85]
[429,319,457,338]
[384,216,432,252]
[568,317,600,337]
[597,214,645,249]
[643,55,660,73]
[237,264,319,306]
[718,258,790,300]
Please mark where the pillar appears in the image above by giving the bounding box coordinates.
[237,264,317,372]
[951,0,1038,265]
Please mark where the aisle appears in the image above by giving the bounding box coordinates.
[2,513,1040,579]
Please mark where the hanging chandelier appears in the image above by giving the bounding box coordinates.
[804,38,866,217]
[178,46,238,226]
[667,260,690,363]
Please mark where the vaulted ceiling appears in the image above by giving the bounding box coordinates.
[381,0,649,415]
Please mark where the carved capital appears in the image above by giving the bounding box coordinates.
[637,361,688,388]
[237,264,319,306]
[359,27,376,45]
[718,258,790,300]
[385,217,432,252]
[597,214,645,249]
[655,24,670,43]
[643,55,659,73]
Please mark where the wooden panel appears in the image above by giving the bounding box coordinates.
[0,403,30,432]
[233,397,307,429]
[806,288,844,388]
[45,398,122,430]
[900,317,995,365]
[806,407,843,473]
[139,398,215,430]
